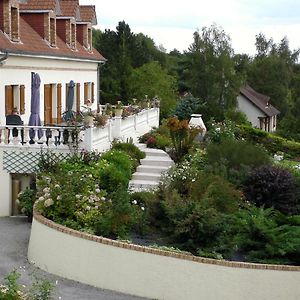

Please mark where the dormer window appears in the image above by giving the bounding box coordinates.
[10,5,19,41]
[50,17,56,47]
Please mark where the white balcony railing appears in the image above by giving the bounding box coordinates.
[0,108,159,153]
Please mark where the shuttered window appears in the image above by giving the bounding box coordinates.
[5,85,25,116]
[84,82,95,104]
[44,84,52,125]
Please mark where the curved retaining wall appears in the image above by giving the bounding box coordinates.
[28,211,300,300]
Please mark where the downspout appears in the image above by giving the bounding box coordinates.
[97,61,105,113]
[0,51,9,65]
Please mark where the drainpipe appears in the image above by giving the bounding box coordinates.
[97,61,106,113]
[0,51,8,65]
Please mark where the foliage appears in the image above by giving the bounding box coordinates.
[244,166,299,215]
[235,125,300,159]
[180,24,242,120]
[36,150,136,237]
[174,93,201,120]
[228,207,300,264]
[17,188,36,220]
[129,61,178,119]
[139,126,172,151]
[111,142,145,170]
[167,116,201,162]
[224,109,249,125]
[206,119,235,143]
[205,139,271,185]
[0,270,54,300]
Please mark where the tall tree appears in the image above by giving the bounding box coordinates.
[182,24,242,119]
[129,61,177,119]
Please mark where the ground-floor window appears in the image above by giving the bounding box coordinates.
[5,85,25,116]
[44,83,62,125]
[84,82,95,105]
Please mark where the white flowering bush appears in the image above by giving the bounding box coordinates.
[35,150,139,237]
[207,119,235,143]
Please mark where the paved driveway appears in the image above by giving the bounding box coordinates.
[0,217,148,300]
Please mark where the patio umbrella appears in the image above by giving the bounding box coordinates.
[28,72,43,139]
[64,80,75,121]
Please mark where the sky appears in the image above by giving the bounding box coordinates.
[80,0,300,55]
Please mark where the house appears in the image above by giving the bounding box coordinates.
[237,85,280,132]
[0,0,105,126]
[0,0,160,217]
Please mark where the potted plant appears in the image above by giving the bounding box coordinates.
[94,114,109,128]
[115,101,123,117]
[105,103,113,117]
[82,105,95,126]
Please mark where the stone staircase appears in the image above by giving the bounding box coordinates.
[129,144,174,191]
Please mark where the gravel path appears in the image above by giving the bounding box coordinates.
[0,217,148,300]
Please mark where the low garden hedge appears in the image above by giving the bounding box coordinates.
[235,125,300,159]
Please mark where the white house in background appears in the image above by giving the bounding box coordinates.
[237,85,280,132]
[0,0,160,217]
[0,0,105,126]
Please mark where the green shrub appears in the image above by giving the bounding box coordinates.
[174,93,201,120]
[206,119,235,143]
[111,142,145,170]
[17,188,36,220]
[229,207,300,265]
[205,139,271,185]
[100,150,133,180]
[235,125,300,159]
[94,189,135,239]
[244,166,299,215]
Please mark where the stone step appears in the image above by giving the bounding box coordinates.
[129,179,159,191]
[132,172,161,181]
[140,157,174,167]
[143,148,169,157]
[135,143,147,150]
[136,165,170,174]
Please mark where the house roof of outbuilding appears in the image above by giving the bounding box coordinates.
[240,85,280,117]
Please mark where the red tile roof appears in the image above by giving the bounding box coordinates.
[20,0,58,12]
[79,5,97,25]
[240,85,280,117]
[0,16,105,62]
[59,1,78,18]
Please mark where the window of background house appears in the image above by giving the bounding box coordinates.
[5,85,25,116]
[84,82,94,104]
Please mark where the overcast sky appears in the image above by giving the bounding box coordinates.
[81,0,300,55]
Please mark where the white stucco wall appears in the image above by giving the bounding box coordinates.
[237,95,266,128]
[0,55,99,125]
[28,216,300,300]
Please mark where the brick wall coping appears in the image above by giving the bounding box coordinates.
[33,209,300,272]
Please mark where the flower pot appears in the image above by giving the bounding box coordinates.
[115,108,123,117]
[84,115,94,126]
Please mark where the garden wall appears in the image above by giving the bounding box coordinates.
[28,211,300,300]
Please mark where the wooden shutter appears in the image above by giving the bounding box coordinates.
[57,84,62,124]
[84,82,88,104]
[44,84,52,125]
[76,83,81,112]
[20,85,25,114]
[5,85,13,116]
[92,82,95,103]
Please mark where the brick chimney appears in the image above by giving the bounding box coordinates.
[0,0,20,42]
[56,17,76,50]
[21,11,56,47]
